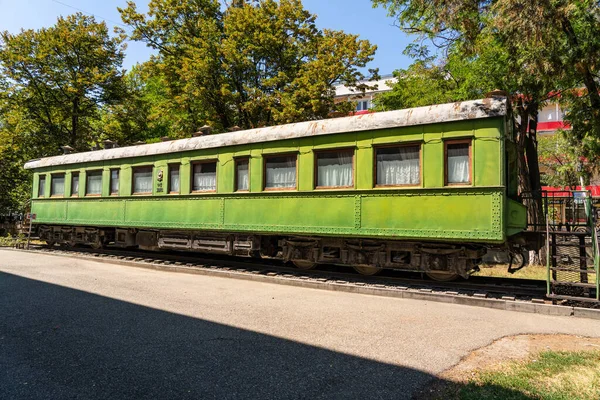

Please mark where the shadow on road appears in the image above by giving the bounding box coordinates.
[0,271,534,399]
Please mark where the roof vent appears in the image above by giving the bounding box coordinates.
[61,145,75,155]
[160,136,171,142]
[134,141,146,146]
[103,139,119,149]
[228,125,241,132]
[193,124,212,137]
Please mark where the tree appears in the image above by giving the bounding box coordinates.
[119,0,378,134]
[0,13,127,152]
[0,13,128,213]
[372,0,600,175]
[372,1,600,247]
[538,133,598,188]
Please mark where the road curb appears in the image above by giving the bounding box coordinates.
[7,248,600,320]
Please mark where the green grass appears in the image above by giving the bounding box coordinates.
[474,264,548,281]
[445,351,600,400]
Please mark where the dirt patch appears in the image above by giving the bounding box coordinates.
[415,334,600,399]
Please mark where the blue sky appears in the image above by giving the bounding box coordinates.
[0,0,414,75]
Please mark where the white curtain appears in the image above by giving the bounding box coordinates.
[266,157,296,188]
[86,173,102,195]
[317,152,353,187]
[193,164,216,191]
[447,145,470,183]
[169,168,180,193]
[38,177,45,197]
[71,175,79,195]
[377,147,420,185]
[51,175,65,196]
[110,171,119,194]
[133,170,153,193]
[236,161,249,191]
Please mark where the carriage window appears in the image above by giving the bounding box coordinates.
[192,161,217,192]
[86,170,102,195]
[51,174,65,197]
[235,158,249,191]
[316,150,353,188]
[132,167,153,194]
[38,175,46,198]
[375,145,420,186]
[264,155,296,190]
[71,173,79,196]
[168,164,180,193]
[446,141,471,184]
[110,169,119,195]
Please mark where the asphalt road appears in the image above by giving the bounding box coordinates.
[1,249,600,400]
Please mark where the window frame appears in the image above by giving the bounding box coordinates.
[444,138,473,186]
[314,148,355,190]
[109,168,120,196]
[167,163,181,194]
[131,166,154,195]
[234,157,250,192]
[38,175,46,198]
[373,142,422,188]
[85,170,103,197]
[71,172,79,197]
[190,160,218,193]
[263,153,298,191]
[50,173,66,197]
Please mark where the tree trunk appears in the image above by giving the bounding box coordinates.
[515,98,543,265]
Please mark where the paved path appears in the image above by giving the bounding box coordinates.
[1,249,600,399]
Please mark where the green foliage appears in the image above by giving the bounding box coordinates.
[0,13,127,151]
[0,233,26,248]
[537,133,595,188]
[119,0,377,133]
[0,13,128,213]
[373,0,600,166]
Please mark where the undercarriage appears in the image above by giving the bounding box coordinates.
[37,225,487,280]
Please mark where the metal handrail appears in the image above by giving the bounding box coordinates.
[584,195,600,300]
[546,209,551,297]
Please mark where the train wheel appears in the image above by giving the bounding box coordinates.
[45,240,56,249]
[353,266,382,276]
[90,238,105,250]
[292,260,317,270]
[425,271,460,281]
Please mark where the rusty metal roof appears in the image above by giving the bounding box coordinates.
[24,97,507,170]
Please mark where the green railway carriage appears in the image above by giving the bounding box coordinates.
[25,96,528,280]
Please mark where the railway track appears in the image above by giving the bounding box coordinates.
[9,244,599,318]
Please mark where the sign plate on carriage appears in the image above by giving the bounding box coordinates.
[27,213,36,220]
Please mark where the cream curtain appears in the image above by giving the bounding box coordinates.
[265,157,296,188]
[38,177,45,197]
[110,170,119,194]
[86,173,102,195]
[169,168,180,192]
[317,152,353,187]
[71,175,79,195]
[133,169,153,193]
[236,160,249,191]
[377,146,420,185]
[51,175,64,196]
[193,164,216,191]
[447,145,470,183]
